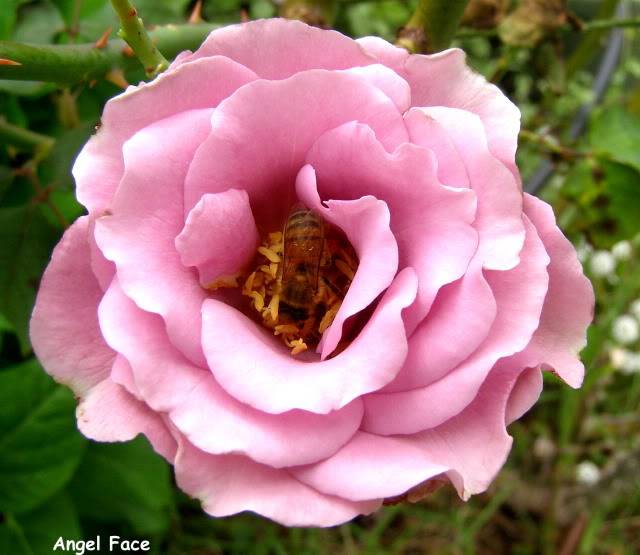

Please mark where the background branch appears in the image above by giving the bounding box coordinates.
[0,23,217,84]
[397,0,471,53]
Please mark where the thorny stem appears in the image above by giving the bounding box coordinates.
[110,0,169,77]
[397,0,471,53]
[0,23,217,84]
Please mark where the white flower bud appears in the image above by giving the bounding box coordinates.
[576,461,601,486]
[589,250,615,277]
[576,242,593,263]
[533,436,556,459]
[611,240,632,261]
[620,353,640,375]
[610,347,630,369]
[612,315,639,345]
[630,299,640,321]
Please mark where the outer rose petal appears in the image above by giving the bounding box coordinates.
[95,109,213,367]
[356,39,521,174]
[505,367,543,424]
[30,216,114,396]
[74,56,257,214]
[363,217,549,435]
[77,378,177,462]
[518,194,594,387]
[174,439,381,527]
[295,165,399,358]
[291,432,448,500]
[305,122,478,332]
[297,358,539,502]
[99,281,365,468]
[179,18,375,79]
[175,189,260,288]
[184,69,408,229]
[405,107,525,271]
[202,268,418,414]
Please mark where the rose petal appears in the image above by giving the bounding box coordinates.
[383,264,497,392]
[355,41,520,174]
[175,189,260,287]
[30,216,114,396]
[74,56,257,214]
[406,107,525,271]
[99,280,364,468]
[77,378,177,462]
[305,122,478,331]
[295,164,399,358]
[184,69,409,230]
[517,194,594,387]
[180,19,375,79]
[505,366,543,424]
[95,109,213,367]
[202,268,418,414]
[363,216,549,434]
[341,65,411,113]
[291,432,448,501]
[174,439,381,527]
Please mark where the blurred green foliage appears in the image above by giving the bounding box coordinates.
[1,1,640,554]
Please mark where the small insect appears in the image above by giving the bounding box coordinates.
[242,204,358,355]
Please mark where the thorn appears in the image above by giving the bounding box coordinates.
[94,27,112,49]
[105,68,129,89]
[88,79,98,88]
[122,44,135,57]
[128,7,137,18]
[188,0,203,24]
[0,58,22,66]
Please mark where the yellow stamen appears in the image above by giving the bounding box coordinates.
[274,323,298,335]
[206,274,239,290]
[243,271,256,295]
[257,246,281,263]
[249,291,264,311]
[290,338,308,356]
[268,293,280,322]
[319,304,340,334]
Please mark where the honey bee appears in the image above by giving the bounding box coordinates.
[243,204,358,355]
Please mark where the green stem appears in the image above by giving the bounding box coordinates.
[397,0,471,53]
[0,23,217,84]
[582,16,640,32]
[110,0,169,77]
[0,116,55,160]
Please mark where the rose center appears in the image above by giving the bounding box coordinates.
[241,206,358,356]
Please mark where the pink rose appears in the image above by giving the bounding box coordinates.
[30,19,594,526]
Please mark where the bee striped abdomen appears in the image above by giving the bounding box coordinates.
[280,208,325,312]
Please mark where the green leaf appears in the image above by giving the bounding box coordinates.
[0,359,86,513]
[590,106,640,172]
[0,515,32,555]
[0,204,59,354]
[40,123,94,191]
[0,491,81,555]
[601,161,640,238]
[13,1,66,44]
[69,437,174,536]
[0,0,30,40]
[16,491,82,554]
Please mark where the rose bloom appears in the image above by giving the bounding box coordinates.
[31,19,594,526]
